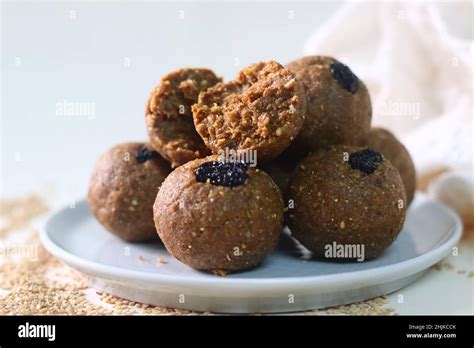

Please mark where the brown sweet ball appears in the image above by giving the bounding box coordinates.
[88,143,171,241]
[368,128,416,205]
[145,68,222,167]
[153,155,284,274]
[287,145,406,260]
[285,56,372,159]
[192,61,306,162]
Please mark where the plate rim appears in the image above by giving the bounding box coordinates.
[40,198,463,292]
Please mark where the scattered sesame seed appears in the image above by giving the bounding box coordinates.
[156,257,167,266]
[0,195,209,316]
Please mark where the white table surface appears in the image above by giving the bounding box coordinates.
[1,1,472,315]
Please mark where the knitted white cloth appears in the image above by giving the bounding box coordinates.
[303,1,473,217]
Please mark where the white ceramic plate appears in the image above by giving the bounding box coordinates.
[40,195,462,313]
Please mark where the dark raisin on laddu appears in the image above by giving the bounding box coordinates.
[195,161,248,187]
[349,148,383,174]
[135,146,160,164]
[330,61,359,94]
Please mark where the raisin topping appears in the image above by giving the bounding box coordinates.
[330,61,359,94]
[135,146,160,164]
[349,149,383,174]
[195,161,248,187]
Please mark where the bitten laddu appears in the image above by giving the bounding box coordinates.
[145,68,221,167]
[192,61,305,162]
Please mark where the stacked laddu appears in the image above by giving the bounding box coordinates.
[88,57,416,275]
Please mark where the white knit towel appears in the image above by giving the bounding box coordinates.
[303,1,473,217]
